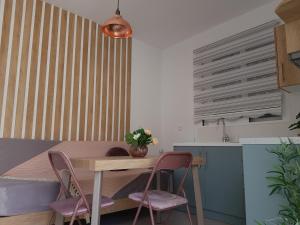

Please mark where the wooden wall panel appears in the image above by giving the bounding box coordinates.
[86,22,96,141]
[100,36,109,141]
[0,0,132,141]
[25,0,42,139]
[14,0,34,138]
[53,9,67,140]
[113,39,121,141]
[119,39,127,141]
[0,0,13,132]
[3,0,23,138]
[70,16,81,140]
[126,38,132,134]
[94,27,102,140]
[44,6,59,140]
[62,13,74,140]
[79,19,89,140]
[107,38,115,141]
[35,2,51,140]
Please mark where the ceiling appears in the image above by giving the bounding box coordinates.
[43,0,276,49]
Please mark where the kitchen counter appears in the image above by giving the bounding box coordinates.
[174,137,300,147]
[240,137,300,145]
[173,142,242,147]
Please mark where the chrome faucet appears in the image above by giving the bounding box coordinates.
[217,118,230,143]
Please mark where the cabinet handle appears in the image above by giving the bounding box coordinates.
[281,63,285,83]
[205,151,208,169]
[199,151,208,169]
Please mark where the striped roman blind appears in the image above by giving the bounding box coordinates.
[193,20,281,124]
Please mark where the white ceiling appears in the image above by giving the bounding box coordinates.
[43,0,276,49]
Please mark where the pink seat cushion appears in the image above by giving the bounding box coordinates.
[49,194,113,217]
[128,190,187,210]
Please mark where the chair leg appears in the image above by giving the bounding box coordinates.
[148,204,155,225]
[69,215,76,225]
[186,204,193,225]
[69,203,80,225]
[132,203,143,225]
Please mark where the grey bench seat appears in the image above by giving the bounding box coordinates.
[0,178,59,216]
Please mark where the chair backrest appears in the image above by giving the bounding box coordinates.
[154,152,192,171]
[106,147,129,172]
[144,152,193,196]
[106,147,129,157]
[48,151,90,212]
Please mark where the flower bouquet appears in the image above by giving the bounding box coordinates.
[125,128,158,157]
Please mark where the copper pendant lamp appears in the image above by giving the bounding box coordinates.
[101,0,133,38]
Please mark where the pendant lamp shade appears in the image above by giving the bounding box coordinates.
[101,0,133,38]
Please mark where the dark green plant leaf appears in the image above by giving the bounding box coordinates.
[265,141,300,225]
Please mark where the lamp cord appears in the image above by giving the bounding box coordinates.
[116,0,121,15]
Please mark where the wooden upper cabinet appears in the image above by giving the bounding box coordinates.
[275,0,300,23]
[274,25,300,92]
[276,0,300,57]
[285,20,300,54]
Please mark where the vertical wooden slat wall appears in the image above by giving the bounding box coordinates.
[0,0,132,141]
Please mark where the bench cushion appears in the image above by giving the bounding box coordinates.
[0,178,59,216]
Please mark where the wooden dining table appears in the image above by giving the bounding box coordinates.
[69,155,205,225]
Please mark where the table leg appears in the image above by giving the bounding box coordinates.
[192,166,204,225]
[169,170,174,193]
[91,171,103,225]
[55,214,64,225]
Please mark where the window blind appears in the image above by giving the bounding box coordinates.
[193,20,281,124]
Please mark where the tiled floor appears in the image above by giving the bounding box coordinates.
[81,209,229,225]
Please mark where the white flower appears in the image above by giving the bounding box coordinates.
[133,133,141,140]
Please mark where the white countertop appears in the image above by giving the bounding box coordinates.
[173,142,242,147]
[240,137,300,145]
[173,137,300,146]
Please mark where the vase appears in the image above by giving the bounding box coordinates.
[129,145,148,158]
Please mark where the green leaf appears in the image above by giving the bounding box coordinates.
[269,186,281,195]
[265,141,300,225]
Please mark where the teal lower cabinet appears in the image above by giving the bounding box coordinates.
[174,145,245,225]
[242,143,284,225]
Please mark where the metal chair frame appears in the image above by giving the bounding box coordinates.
[131,152,194,225]
[48,151,90,225]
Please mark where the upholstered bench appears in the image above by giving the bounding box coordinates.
[0,141,170,225]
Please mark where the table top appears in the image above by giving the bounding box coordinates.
[71,155,204,172]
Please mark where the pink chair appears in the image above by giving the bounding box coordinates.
[129,152,193,225]
[48,151,114,225]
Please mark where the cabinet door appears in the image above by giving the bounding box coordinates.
[202,147,245,218]
[173,146,245,221]
[275,25,300,91]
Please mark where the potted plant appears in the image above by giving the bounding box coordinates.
[265,141,300,225]
[125,128,158,157]
[289,113,300,136]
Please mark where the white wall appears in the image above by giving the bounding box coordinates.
[131,39,162,155]
[161,0,300,150]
